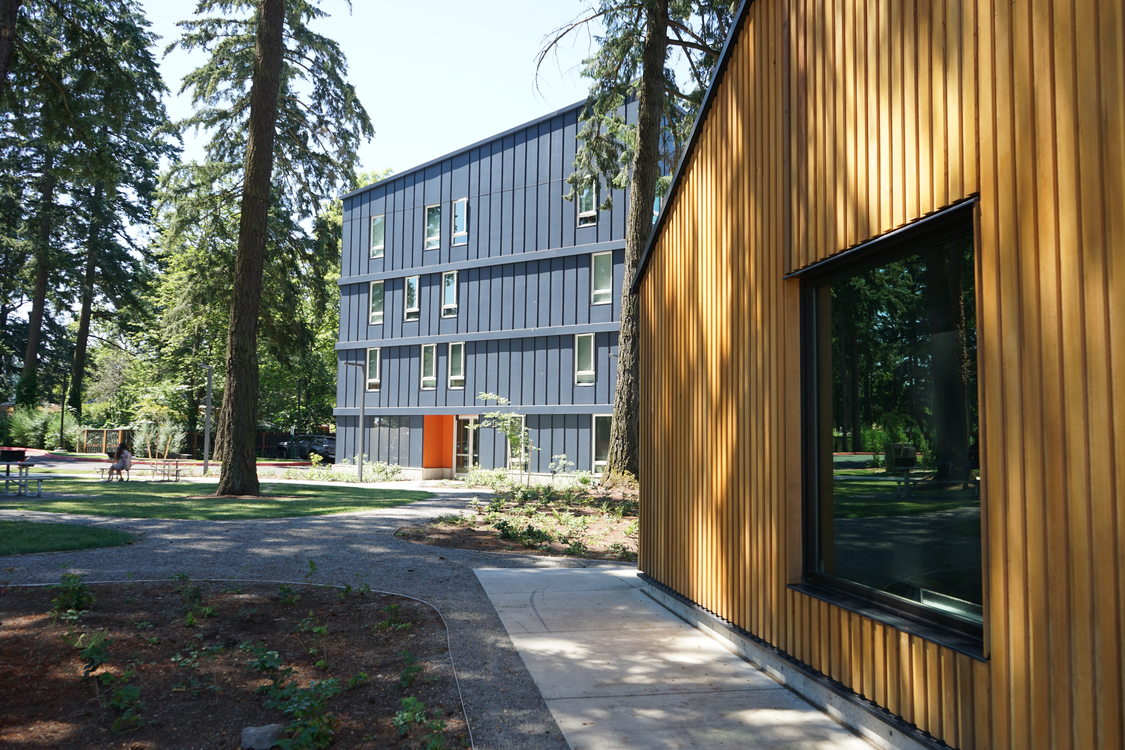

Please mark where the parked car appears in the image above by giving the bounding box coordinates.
[275,435,335,463]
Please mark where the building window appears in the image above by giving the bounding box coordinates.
[369,280,384,325]
[448,342,465,389]
[591,252,612,305]
[420,344,436,390]
[452,198,468,246]
[507,414,528,471]
[404,275,420,321]
[441,270,458,317]
[425,204,441,250]
[365,347,380,391]
[593,415,611,474]
[575,333,595,385]
[800,203,981,639]
[369,214,385,258]
[577,180,597,227]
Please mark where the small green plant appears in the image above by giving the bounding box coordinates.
[548,453,575,475]
[99,668,144,732]
[277,584,301,606]
[51,572,95,621]
[174,573,214,626]
[462,464,511,491]
[608,542,637,562]
[345,671,369,690]
[392,696,428,737]
[296,611,328,636]
[305,559,318,579]
[398,650,423,688]
[76,630,111,676]
[376,603,413,632]
[564,539,589,556]
[262,678,342,750]
[493,519,553,548]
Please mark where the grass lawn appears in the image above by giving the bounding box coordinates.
[0,520,135,555]
[0,479,434,520]
[832,472,979,518]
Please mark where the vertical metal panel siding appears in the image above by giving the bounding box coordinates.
[639,1,1124,748]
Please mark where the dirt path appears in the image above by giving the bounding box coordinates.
[0,487,624,749]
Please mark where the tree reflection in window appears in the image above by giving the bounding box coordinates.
[807,214,981,632]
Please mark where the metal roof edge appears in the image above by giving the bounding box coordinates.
[339,98,590,201]
[630,0,755,293]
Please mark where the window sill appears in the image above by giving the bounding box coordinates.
[787,581,985,661]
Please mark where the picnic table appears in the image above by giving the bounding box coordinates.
[2,461,44,497]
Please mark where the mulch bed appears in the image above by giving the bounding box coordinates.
[0,581,467,749]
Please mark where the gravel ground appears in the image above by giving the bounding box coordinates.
[0,475,625,750]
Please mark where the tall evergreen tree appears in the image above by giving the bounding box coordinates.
[540,0,735,479]
[1,0,173,406]
[174,0,371,495]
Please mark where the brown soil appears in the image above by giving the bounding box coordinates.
[0,581,467,749]
[396,503,638,562]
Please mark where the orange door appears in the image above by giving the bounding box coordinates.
[422,415,454,468]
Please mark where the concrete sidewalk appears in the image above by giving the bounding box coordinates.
[476,567,874,750]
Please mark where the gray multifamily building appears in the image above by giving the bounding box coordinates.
[334,101,627,478]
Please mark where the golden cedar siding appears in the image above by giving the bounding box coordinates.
[637,0,1125,748]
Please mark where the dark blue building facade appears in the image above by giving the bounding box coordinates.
[335,102,626,477]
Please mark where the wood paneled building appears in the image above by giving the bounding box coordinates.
[635,1,1123,748]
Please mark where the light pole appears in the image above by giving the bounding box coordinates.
[342,361,365,482]
[196,364,213,476]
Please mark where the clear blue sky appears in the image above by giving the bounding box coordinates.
[140,0,600,177]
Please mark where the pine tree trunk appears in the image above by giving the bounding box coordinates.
[214,0,284,496]
[16,153,55,405]
[0,0,20,91]
[605,0,667,481]
[68,186,104,419]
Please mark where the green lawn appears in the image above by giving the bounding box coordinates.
[0,479,434,520]
[832,471,979,518]
[0,520,136,556]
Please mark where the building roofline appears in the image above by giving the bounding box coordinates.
[340,98,590,201]
[631,0,755,292]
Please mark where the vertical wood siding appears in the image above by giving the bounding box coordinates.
[639,1,1124,747]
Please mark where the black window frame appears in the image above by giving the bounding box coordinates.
[791,198,985,654]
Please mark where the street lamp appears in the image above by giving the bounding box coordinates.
[196,364,213,476]
[342,361,365,482]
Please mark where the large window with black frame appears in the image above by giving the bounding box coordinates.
[800,202,981,640]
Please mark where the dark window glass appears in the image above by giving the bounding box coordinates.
[804,212,981,632]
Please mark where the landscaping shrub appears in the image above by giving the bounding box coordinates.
[8,406,53,449]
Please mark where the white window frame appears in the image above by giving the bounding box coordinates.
[420,344,437,390]
[577,180,597,227]
[365,347,381,391]
[575,333,595,385]
[369,280,384,325]
[404,275,420,321]
[593,414,612,474]
[452,197,468,246]
[441,270,458,317]
[424,204,441,250]
[369,214,385,258]
[447,342,465,389]
[591,252,612,305]
[506,414,528,471]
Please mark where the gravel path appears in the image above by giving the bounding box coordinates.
[0,484,624,749]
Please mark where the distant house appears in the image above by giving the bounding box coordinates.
[636,2,1123,749]
[334,102,629,478]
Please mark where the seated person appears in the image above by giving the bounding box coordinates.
[108,442,133,481]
